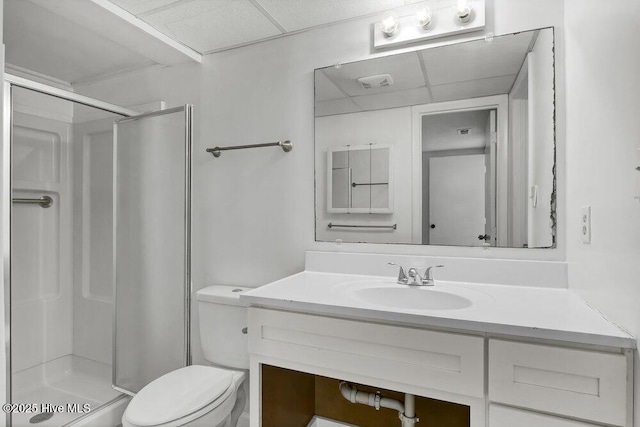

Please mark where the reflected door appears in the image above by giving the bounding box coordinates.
[113,106,192,395]
[429,155,486,246]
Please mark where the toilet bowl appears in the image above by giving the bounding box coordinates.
[122,286,250,427]
[122,365,246,427]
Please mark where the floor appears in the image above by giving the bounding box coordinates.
[11,355,122,427]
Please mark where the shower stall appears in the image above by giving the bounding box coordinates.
[2,75,193,426]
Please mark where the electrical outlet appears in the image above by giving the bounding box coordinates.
[581,206,591,244]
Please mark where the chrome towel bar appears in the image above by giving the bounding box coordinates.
[328,223,396,230]
[12,196,53,208]
[206,140,292,158]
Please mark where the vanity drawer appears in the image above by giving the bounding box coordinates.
[490,405,600,427]
[488,340,628,426]
[248,308,484,398]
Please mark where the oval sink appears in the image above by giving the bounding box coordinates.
[353,287,472,310]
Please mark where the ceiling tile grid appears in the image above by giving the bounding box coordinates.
[421,32,534,86]
[252,0,405,32]
[111,0,284,52]
[110,0,182,15]
[321,52,426,97]
[107,0,434,53]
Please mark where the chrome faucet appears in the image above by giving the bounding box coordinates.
[389,263,444,286]
[421,265,444,286]
[387,262,408,285]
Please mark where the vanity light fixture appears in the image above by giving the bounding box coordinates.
[456,0,473,24]
[373,0,485,50]
[416,7,433,29]
[382,15,399,36]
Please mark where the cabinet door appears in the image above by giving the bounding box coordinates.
[490,405,599,427]
[249,308,484,398]
[489,340,627,426]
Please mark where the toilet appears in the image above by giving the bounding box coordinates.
[122,285,250,427]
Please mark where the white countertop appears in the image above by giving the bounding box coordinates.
[241,271,635,349]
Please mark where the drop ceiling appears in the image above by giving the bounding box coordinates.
[315,31,537,117]
[4,0,201,84]
[4,0,432,84]
[108,0,423,53]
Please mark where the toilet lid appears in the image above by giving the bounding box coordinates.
[125,365,234,426]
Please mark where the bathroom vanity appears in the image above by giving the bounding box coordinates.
[242,254,634,427]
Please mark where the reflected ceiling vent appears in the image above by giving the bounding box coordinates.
[457,128,470,135]
[357,74,394,89]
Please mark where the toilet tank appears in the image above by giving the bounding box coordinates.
[195,285,249,369]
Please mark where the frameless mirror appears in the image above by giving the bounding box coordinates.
[314,28,556,248]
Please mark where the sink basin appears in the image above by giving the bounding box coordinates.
[353,286,472,310]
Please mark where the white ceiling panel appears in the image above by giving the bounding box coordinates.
[315,98,362,117]
[430,75,517,102]
[110,0,181,15]
[315,71,346,102]
[352,87,430,111]
[422,31,534,86]
[141,0,282,52]
[322,52,425,97]
[5,0,156,83]
[255,0,405,32]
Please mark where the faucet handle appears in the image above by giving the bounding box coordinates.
[388,262,408,285]
[422,264,444,285]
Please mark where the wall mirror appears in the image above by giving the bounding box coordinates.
[314,27,556,248]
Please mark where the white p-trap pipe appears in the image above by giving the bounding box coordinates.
[338,382,419,426]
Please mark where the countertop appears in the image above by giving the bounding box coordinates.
[241,271,635,349]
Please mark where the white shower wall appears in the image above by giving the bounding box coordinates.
[11,87,117,373]
[71,113,117,365]
[11,88,73,373]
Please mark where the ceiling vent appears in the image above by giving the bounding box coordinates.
[356,74,394,89]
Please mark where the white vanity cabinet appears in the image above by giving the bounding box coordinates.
[248,307,487,427]
[248,307,633,427]
[243,268,635,427]
[248,308,484,397]
[489,405,602,427]
[488,340,630,426]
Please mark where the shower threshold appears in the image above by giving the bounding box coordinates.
[11,355,122,427]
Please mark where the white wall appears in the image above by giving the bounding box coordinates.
[74,0,565,362]
[563,1,640,425]
[315,108,413,243]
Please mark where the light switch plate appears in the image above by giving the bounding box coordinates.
[581,206,591,244]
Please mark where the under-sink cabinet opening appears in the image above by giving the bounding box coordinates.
[261,365,470,427]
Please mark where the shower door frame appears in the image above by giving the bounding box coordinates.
[112,105,194,396]
[1,74,139,426]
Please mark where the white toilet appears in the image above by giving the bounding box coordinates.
[122,285,250,427]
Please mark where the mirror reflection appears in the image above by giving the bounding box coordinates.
[315,28,556,248]
[328,145,393,213]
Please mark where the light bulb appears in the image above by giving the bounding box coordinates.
[382,15,399,37]
[456,0,473,24]
[416,7,432,29]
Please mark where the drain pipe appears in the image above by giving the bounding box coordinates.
[339,382,418,426]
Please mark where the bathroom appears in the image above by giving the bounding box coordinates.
[0,0,639,426]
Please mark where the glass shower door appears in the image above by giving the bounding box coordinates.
[112,106,192,395]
